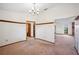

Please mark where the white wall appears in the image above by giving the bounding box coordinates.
[56,22,64,34]
[0,22,26,46]
[0,10,26,46]
[35,24,55,43]
[56,17,75,34]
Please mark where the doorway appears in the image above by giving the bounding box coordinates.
[26,21,35,37]
[64,27,68,34]
[26,23,31,37]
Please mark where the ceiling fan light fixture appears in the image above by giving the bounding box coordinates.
[29,3,40,15]
[37,12,39,14]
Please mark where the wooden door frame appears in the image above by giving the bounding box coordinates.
[26,23,31,37]
[72,22,75,36]
[26,21,35,37]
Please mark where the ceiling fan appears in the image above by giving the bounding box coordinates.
[28,3,40,15]
[28,3,48,15]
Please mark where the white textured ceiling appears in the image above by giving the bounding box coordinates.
[0,3,55,13]
[0,3,79,13]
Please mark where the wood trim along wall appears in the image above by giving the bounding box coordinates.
[0,40,26,48]
[0,20,26,24]
[36,22,54,25]
[26,21,35,23]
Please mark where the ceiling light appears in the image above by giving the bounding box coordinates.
[29,3,40,15]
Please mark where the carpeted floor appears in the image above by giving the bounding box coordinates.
[0,35,77,55]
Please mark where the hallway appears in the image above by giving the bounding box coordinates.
[0,35,77,55]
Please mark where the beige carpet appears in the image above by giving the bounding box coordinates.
[0,35,77,55]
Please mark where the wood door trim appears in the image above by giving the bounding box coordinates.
[36,22,54,25]
[0,20,26,24]
[26,23,31,37]
[26,21,36,37]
